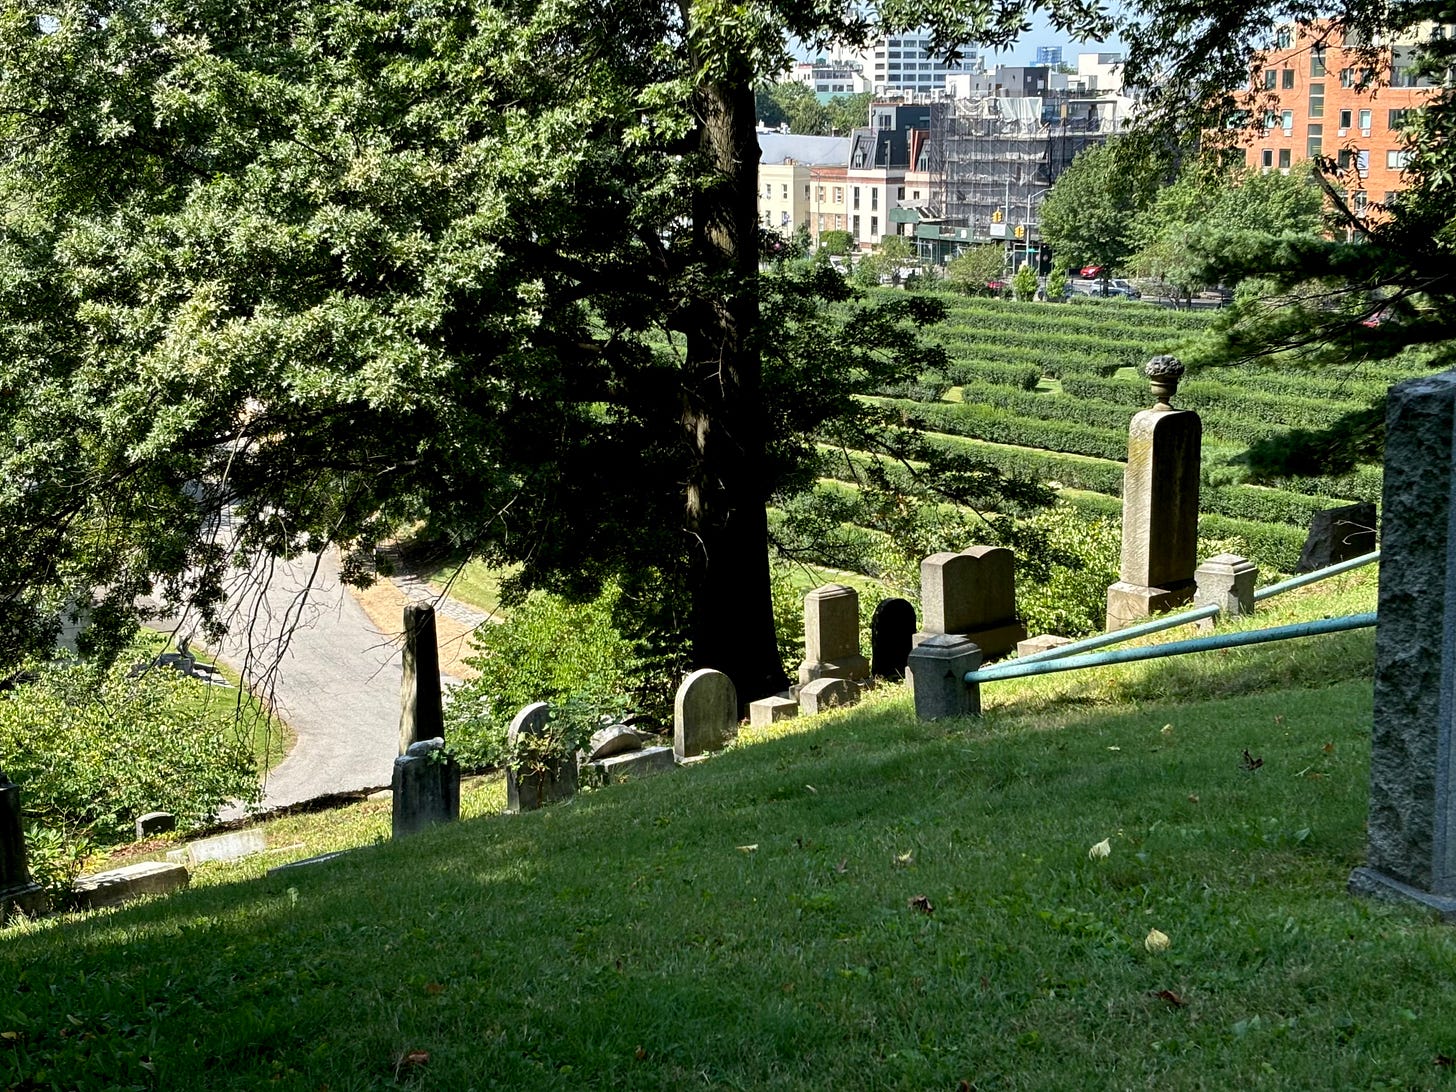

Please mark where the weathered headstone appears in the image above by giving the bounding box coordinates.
[0,769,46,923]
[1297,502,1378,573]
[916,546,1026,658]
[1193,553,1258,618]
[748,695,799,727]
[1106,356,1202,630]
[399,602,444,755]
[505,704,576,813]
[870,598,917,680]
[1349,374,1456,917]
[584,747,677,786]
[392,737,461,835]
[797,584,870,687]
[673,669,737,761]
[906,634,982,720]
[165,827,267,865]
[73,861,189,910]
[1016,633,1072,658]
[798,676,859,716]
[135,811,176,840]
[585,726,643,761]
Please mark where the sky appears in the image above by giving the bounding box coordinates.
[985,9,1124,67]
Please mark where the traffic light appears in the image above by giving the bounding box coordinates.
[991,209,1003,223]
[1014,224,1025,239]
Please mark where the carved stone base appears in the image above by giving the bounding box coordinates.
[913,621,1026,661]
[1,880,47,924]
[796,654,870,688]
[1105,580,1195,632]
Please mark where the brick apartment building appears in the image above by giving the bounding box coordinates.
[1244,21,1445,215]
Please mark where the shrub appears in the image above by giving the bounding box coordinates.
[0,648,262,841]
[444,582,672,770]
[1014,505,1122,638]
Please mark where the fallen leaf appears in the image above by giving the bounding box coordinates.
[393,1049,430,1077]
[634,1045,647,1061]
[1274,715,1285,725]
[1160,724,1174,737]
[1107,745,1121,752]
[1187,794,1200,804]
[736,844,758,853]
[834,858,848,874]
[894,850,914,867]
[1241,749,1264,772]
[0,1031,20,1040]
[1156,989,1187,1007]
[805,785,817,794]
[1144,928,1171,953]
[1088,837,1112,860]
[908,894,934,915]
[1323,742,1336,754]
[1435,1055,1453,1067]
[424,982,445,995]
[138,1059,156,1073]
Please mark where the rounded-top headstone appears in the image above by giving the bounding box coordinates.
[674,669,738,759]
[870,597,917,680]
[508,702,551,745]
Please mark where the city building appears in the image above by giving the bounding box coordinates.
[1242,20,1448,215]
[788,58,871,99]
[756,132,851,241]
[845,103,935,248]
[1035,46,1064,67]
[845,32,982,96]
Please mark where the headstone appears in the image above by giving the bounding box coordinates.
[586,726,643,761]
[797,584,870,686]
[916,546,1026,658]
[399,602,444,755]
[1297,502,1378,573]
[585,746,677,785]
[1194,554,1258,618]
[165,827,267,865]
[1106,356,1202,630]
[73,861,189,910]
[798,677,859,716]
[906,634,982,720]
[0,769,46,923]
[1349,374,1456,918]
[673,669,738,761]
[505,704,576,814]
[1017,633,1072,658]
[268,850,353,876]
[135,811,176,840]
[870,598,917,680]
[748,695,799,727]
[392,737,461,835]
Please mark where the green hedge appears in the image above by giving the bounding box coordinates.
[875,397,1131,461]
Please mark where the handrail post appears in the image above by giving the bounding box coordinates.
[907,634,982,720]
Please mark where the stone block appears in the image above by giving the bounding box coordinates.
[1105,580,1195,632]
[1297,501,1378,573]
[73,861,189,910]
[135,811,176,840]
[798,677,860,716]
[1017,633,1072,658]
[586,726,643,761]
[870,598,917,680]
[585,746,677,785]
[797,584,869,686]
[914,620,1027,661]
[749,695,799,727]
[674,669,738,760]
[906,634,982,720]
[1194,553,1258,618]
[166,827,267,865]
[506,705,576,814]
[392,737,461,835]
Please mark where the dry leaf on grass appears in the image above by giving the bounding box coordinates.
[908,894,934,915]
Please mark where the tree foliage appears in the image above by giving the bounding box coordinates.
[1039,140,1159,276]
[944,245,1006,295]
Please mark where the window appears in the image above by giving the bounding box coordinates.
[1388,149,1411,169]
[870,188,878,210]
[896,186,905,200]
[1281,109,1294,134]
[803,185,810,199]
[764,183,772,198]
[1282,68,1295,89]
[870,216,878,237]
[1262,149,1274,169]
[912,190,921,201]
[833,186,843,203]
[1279,148,1292,169]
[852,215,860,236]
[780,211,790,226]
[1307,123,1323,157]
[852,186,860,210]
[1264,69,1278,89]
[1339,108,1352,131]
[1340,67,1354,87]
[1357,149,1369,176]
[1354,191,1369,214]
[1390,108,1411,129]
[1276,26,1292,48]
[1311,45,1326,76]
[816,185,825,201]
[1308,82,1323,117]
[781,183,788,199]
[1359,109,1372,135]
[817,215,825,231]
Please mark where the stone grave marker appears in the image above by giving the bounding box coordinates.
[399,601,444,755]
[797,584,869,686]
[674,669,737,761]
[0,768,46,923]
[917,546,1025,658]
[135,811,176,840]
[748,695,799,727]
[392,737,461,836]
[1349,373,1456,917]
[506,704,577,813]
[906,634,982,721]
[165,827,267,865]
[73,861,189,910]
[870,598,917,680]
[798,677,859,716]
[1193,553,1258,619]
[1106,356,1202,630]
[1297,501,1377,573]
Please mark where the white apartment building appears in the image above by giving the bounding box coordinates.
[789,58,871,97]
[846,32,983,95]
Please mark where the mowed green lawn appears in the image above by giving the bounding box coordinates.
[6,573,1456,1090]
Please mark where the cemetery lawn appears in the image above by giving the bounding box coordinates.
[9,580,1456,1089]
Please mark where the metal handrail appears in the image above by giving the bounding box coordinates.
[1016,549,1381,666]
[968,612,1377,685]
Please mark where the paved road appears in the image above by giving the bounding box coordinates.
[212,550,403,816]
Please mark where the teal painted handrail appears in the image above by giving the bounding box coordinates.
[966,612,1377,685]
[1253,550,1380,601]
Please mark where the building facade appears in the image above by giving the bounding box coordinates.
[756,133,852,241]
[845,32,982,96]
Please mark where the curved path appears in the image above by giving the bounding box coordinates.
[212,550,404,815]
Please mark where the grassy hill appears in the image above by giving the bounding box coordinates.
[10,568,1456,1091]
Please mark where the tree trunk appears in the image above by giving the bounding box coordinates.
[679,57,790,706]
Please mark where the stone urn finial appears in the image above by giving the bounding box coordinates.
[1144,355,1185,409]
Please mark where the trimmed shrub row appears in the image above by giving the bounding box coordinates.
[878,397,1131,462]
